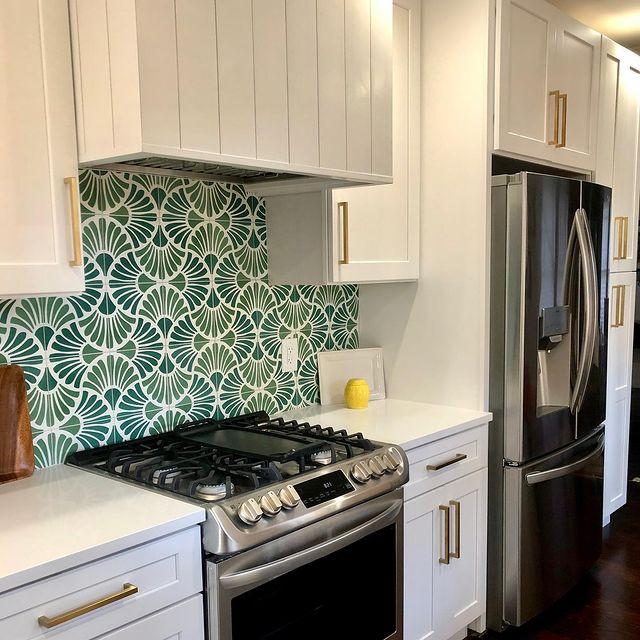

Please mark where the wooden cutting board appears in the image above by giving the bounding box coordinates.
[0,365,34,483]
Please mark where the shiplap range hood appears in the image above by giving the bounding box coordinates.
[69,0,393,191]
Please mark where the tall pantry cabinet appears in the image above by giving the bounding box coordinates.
[596,37,640,524]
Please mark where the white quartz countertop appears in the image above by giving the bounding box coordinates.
[279,399,492,450]
[0,465,205,594]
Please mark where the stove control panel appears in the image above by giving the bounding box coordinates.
[294,470,355,508]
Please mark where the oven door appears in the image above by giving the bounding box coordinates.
[208,490,404,640]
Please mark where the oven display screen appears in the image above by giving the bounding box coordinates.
[294,470,355,507]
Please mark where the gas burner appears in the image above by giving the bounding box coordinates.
[310,449,333,465]
[196,482,233,502]
[151,467,180,485]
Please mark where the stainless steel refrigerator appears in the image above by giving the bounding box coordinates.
[488,173,611,631]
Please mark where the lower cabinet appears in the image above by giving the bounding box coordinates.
[604,271,636,523]
[404,468,488,640]
[0,527,203,640]
[99,595,203,640]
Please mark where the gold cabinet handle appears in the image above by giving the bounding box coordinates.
[338,201,349,265]
[450,500,461,559]
[38,583,138,628]
[611,284,626,328]
[427,453,467,471]
[548,90,560,146]
[557,93,568,148]
[439,504,450,565]
[613,216,629,260]
[64,176,82,267]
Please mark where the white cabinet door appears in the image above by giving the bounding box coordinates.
[329,0,420,283]
[99,596,204,640]
[604,271,636,522]
[596,39,640,273]
[551,13,600,169]
[404,491,437,640]
[495,0,557,164]
[495,0,600,171]
[612,55,640,273]
[404,469,488,640]
[0,0,84,296]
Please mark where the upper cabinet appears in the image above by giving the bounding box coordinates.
[596,37,640,273]
[69,0,393,190]
[265,0,420,285]
[494,0,600,171]
[0,0,84,297]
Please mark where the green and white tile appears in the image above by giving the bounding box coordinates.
[0,169,359,467]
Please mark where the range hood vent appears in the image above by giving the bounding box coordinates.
[99,157,307,186]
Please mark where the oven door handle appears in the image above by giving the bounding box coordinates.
[219,499,403,590]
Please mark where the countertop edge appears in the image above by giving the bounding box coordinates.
[398,412,492,450]
[0,510,205,595]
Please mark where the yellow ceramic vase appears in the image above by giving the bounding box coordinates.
[344,378,370,409]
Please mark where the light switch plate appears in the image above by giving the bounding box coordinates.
[281,338,298,372]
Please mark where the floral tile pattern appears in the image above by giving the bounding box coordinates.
[0,170,359,467]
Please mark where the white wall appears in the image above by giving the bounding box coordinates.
[359,0,494,411]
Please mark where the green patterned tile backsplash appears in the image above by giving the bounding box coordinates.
[0,171,358,468]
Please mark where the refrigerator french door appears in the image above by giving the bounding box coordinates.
[488,173,610,630]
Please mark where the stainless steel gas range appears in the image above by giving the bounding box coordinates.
[67,411,409,640]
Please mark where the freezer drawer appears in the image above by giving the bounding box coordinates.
[503,430,604,626]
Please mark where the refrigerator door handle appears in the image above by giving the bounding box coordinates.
[525,435,604,485]
[565,210,597,414]
[572,209,598,414]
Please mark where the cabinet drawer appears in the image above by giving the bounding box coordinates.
[0,527,202,640]
[405,425,488,500]
[99,595,204,640]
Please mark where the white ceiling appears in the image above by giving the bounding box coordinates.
[550,0,640,51]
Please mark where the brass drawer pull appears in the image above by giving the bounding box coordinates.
[427,453,467,471]
[64,176,82,267]
[38,583,138,628]
[613,216,629,260]
[450,500,461,559]
[338,201,349,265]
[611,284,626,328]
[557,92,567,148]
[439,504,450,565]
[548,90,560,146]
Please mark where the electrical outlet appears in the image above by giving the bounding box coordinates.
[281,337,298,373]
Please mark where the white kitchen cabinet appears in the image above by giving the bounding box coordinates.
[0,527,202,640]
[596,38,640,273]
[495,0,600,171]
[69,0,392,189]
[265,0,420,284]
[603,271,636,523]
[0,0,85,297]
[405,469,488,640]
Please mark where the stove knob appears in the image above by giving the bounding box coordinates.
[351,461,372,484]
[381,453,398,473]
[238,498,263,525]
[259,490,282,517]
[279,484,301,509]
[385,449,402,471]
[367,456,386,478]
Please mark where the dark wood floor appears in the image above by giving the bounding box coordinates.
[476,389,640,640]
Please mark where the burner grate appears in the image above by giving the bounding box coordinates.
[66,411,381,502]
